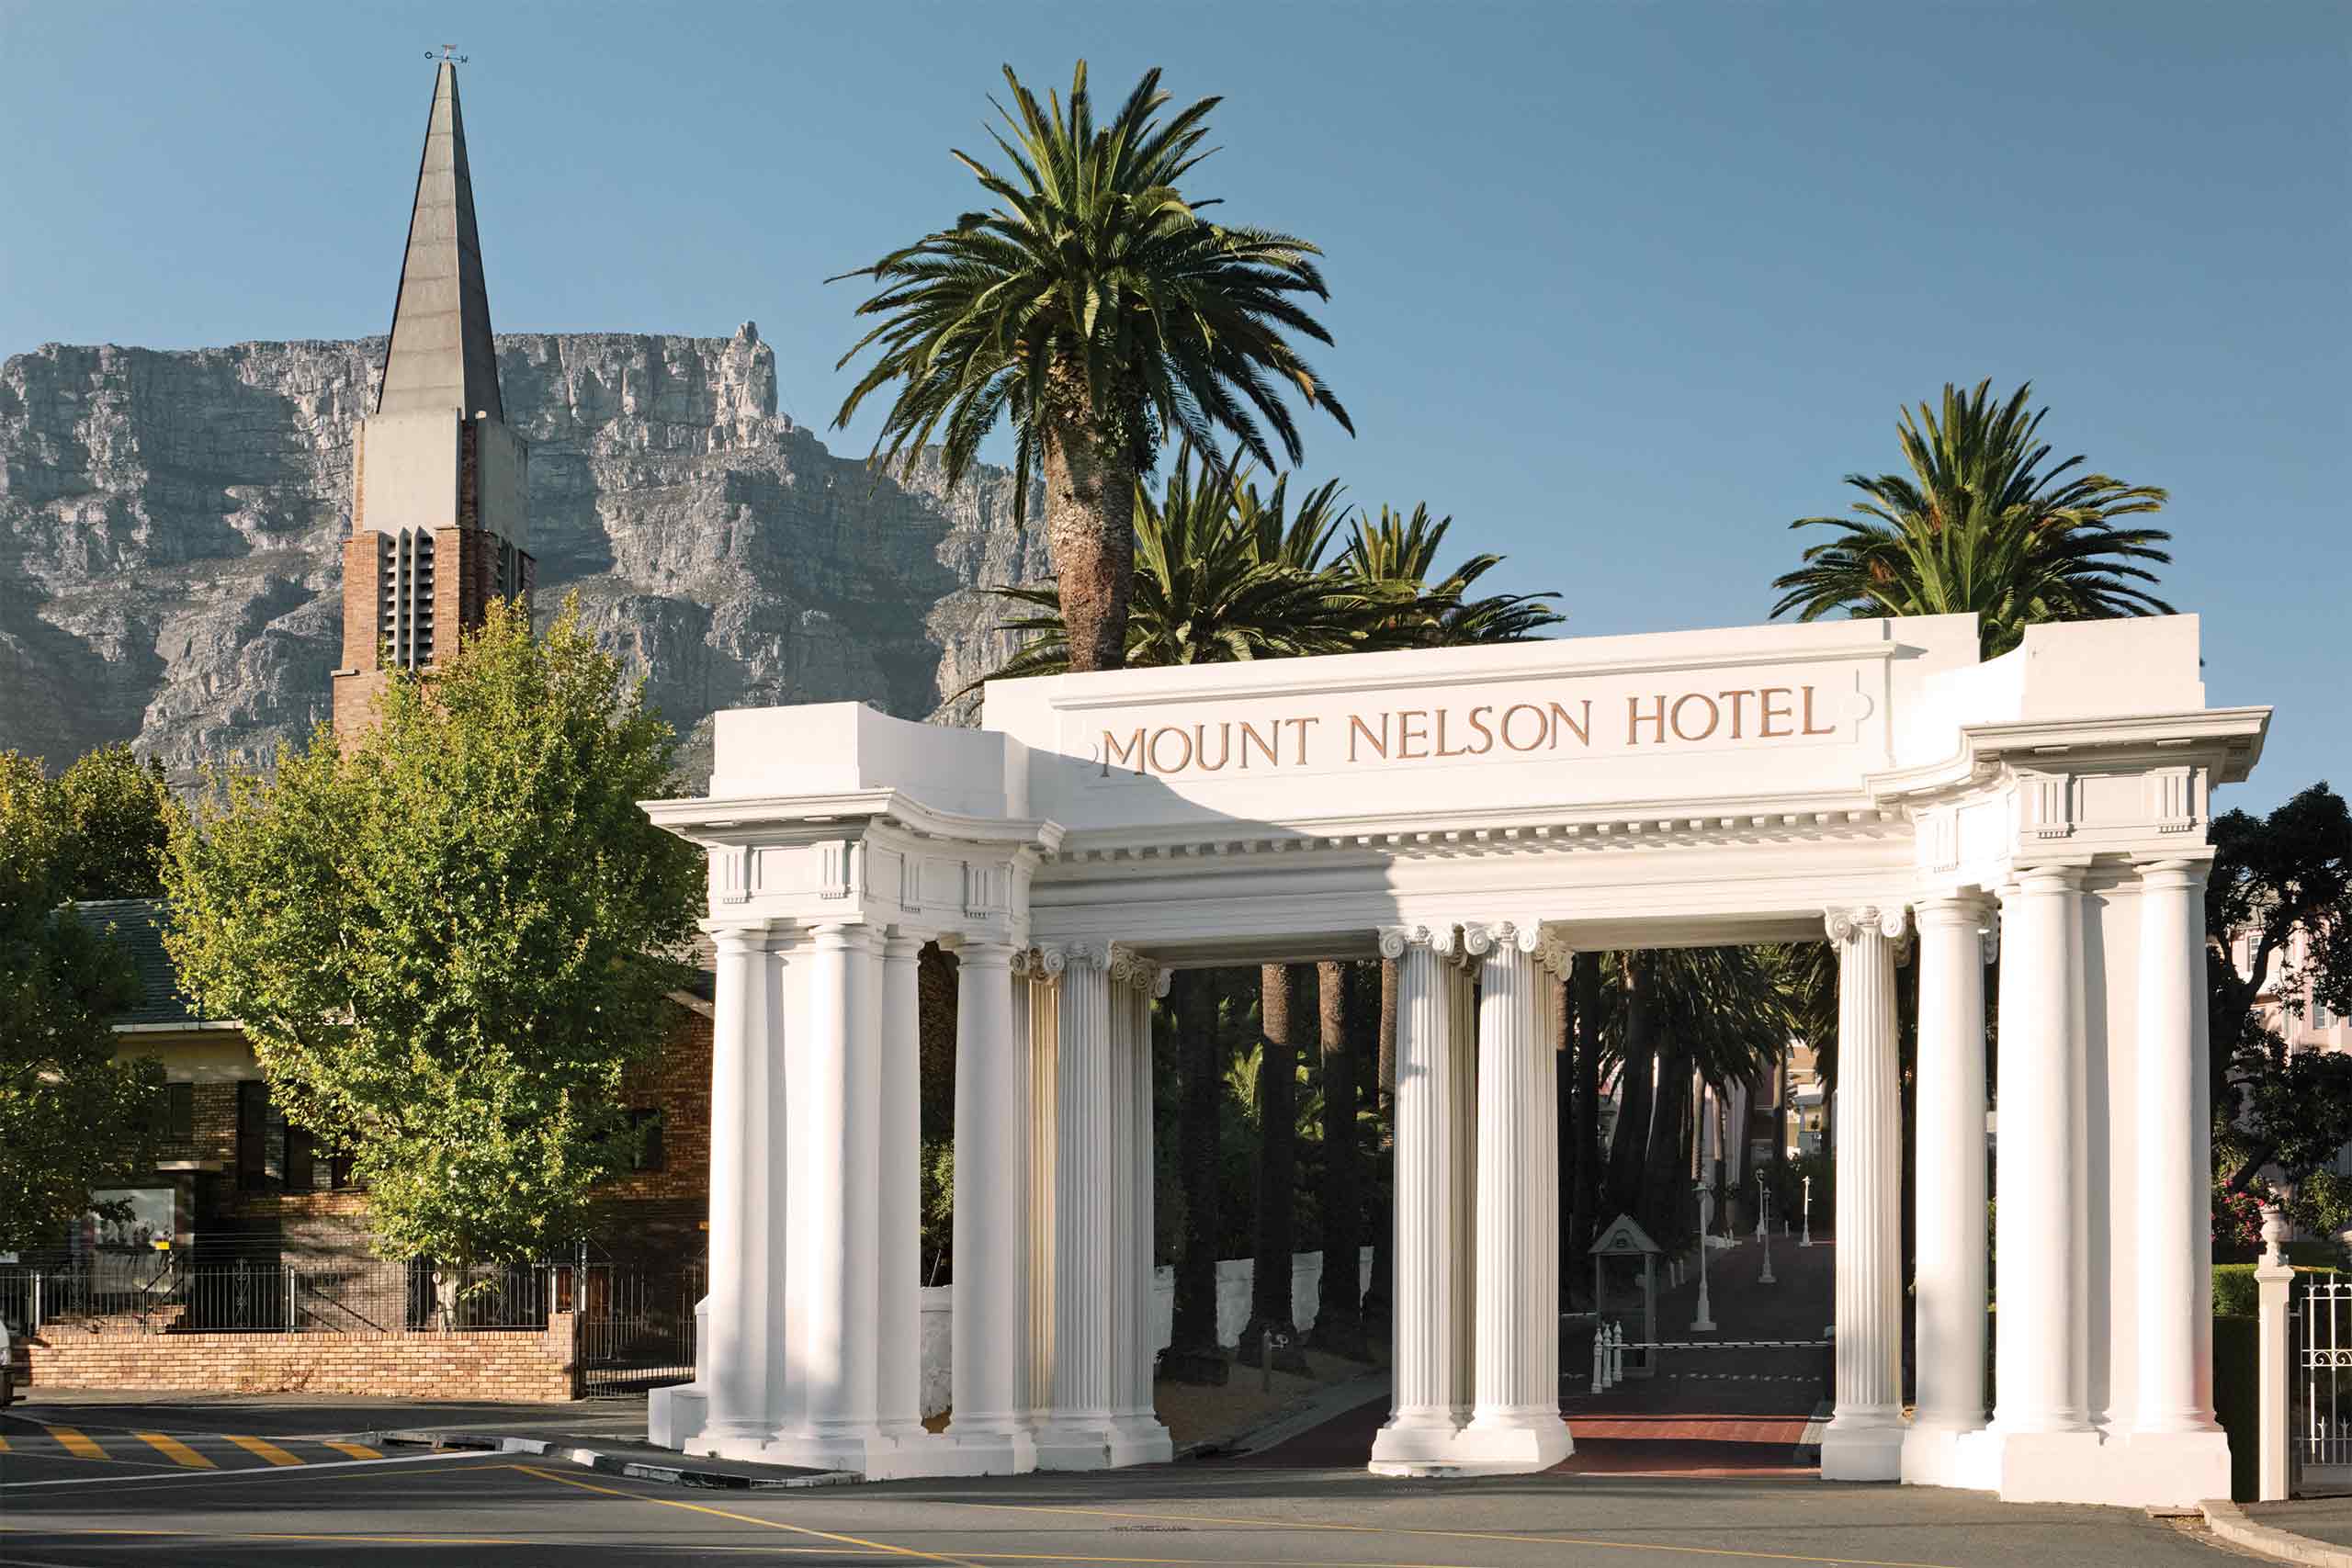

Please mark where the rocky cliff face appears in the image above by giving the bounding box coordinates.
[0,323,1048,785]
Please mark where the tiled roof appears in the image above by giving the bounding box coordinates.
[71,897,219,1029]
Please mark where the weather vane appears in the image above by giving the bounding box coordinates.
[427,44,469,64]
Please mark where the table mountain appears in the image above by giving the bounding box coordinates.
[0,322,1047,785]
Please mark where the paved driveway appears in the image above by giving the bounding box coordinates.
[1,1429,2246,1568]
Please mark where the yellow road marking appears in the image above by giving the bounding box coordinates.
[221,1433,304,1466]
[321,1441,381,1460]
[514,1462,985,1567]
[42,1426,105,1460]
[132,1431,215,1469]
[944,1502,1968,1568]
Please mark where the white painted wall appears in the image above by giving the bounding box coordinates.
[917,1246,1375,1419]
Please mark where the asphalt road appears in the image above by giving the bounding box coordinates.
[0,1415,2250,1568]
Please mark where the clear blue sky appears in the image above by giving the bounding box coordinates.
[4,2,2343,812]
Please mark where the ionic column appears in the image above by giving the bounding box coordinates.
[1907,895,1992,1446]
[1992,868,2092,1434]
[1457,919,1574,1472]
[2136,859,2221,1435]
[1822,904,1906,1482]
[781,921,890,1461]
[1370,923,1470,1473]
[946,939,1034,1469]
[697,919,775,1445]
[1033,942,1117,1467]
[876,931,925,1441]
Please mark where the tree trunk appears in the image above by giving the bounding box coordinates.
[1042,412,1139,673]
[1311,962,1369,1358]
[1605,953,1657,1219]
[1243,963,1308,1370]
[1362,957,1398,1339]
[1568,952,1604,1297]
[1163,970,1228,1382]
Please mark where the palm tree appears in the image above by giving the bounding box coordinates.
[831,62,1352,674]
[1770,380,2172,659]
[1341,503,1565,645]
[973,450,1393,684]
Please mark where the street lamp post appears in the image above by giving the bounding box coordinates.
[1692,1183,1718,1333]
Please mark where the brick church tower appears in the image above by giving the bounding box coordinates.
[333,58,533,738]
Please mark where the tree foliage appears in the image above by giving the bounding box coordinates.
[0,751,163,1252]
[832,62,1351,672]
[2210,782,2352,1190]
[160,600,706,1266]
[1770,380,2173,658]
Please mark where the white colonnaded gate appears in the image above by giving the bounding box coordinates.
[641,611,2264,1507]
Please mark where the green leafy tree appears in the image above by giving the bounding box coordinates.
[1770,380,2173,658]
[2208,783,2352,1192]
[832,62,1352,674]
[161,599,706,1269]
[53,743,175,899]
[0,752,163,1252]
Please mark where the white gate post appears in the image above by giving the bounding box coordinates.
[2257,1204,2294,1502]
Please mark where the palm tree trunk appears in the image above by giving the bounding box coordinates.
[1605,953,1657,1218]
[1567,953,1603,1294]
[1362,957,1398,1339]
[1043,412,1138,673]
[1243,963,1308,1371]
[1312,962,1369,1358]
[1163,971,1227,1383]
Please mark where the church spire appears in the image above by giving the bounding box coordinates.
[376,57,503,422]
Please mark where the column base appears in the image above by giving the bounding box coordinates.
[761,1428,901,1476]
[1369,1413,1464,1475]
[1451,1410,1575,1474]
[1898,1420,1981,1486]
[1107,1415,1174,1466]
[1031,1416,1120,1471]
[940,1419,1039,1477]
[1819,1416,1905,1482]
[649,1383,707,1451]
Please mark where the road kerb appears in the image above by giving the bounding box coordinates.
[368,1429,858,1490]
[2201,1498,2352,1566]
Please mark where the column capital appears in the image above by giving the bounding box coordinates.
[1825,905,1908,944]
[1462,918,1544,958]
[1377,922,1458,959]
[2135,856,2212,891]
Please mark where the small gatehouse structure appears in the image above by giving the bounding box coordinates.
[642,612,2263,1506]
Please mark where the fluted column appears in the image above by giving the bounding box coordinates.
[1456,919,1574,1472]
[876,931,925,1441]
[1903,894,1992,1483]
[1370,923,1470,1473]
[2136,859,2221,1435]
[695,919,775,1446]
[1033,942,1118,1468]
[773,920,891,1467]
[1106,952,1173,1461]
[1822,904,1906,1482]
[945,939,1035,1470]
[1992,867,2091,1434]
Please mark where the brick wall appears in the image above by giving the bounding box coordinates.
[25,1313,580,1402]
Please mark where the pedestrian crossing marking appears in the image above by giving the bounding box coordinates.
[45,1426,106,1460]
[222,1433,304,1466]
[133,1431,215,1468]
[322,1441,381,1460]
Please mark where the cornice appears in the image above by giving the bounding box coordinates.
[639,788,1066,854]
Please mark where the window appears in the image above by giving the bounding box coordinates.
[159,1082,194,1143]
[628,1108,665,1172]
